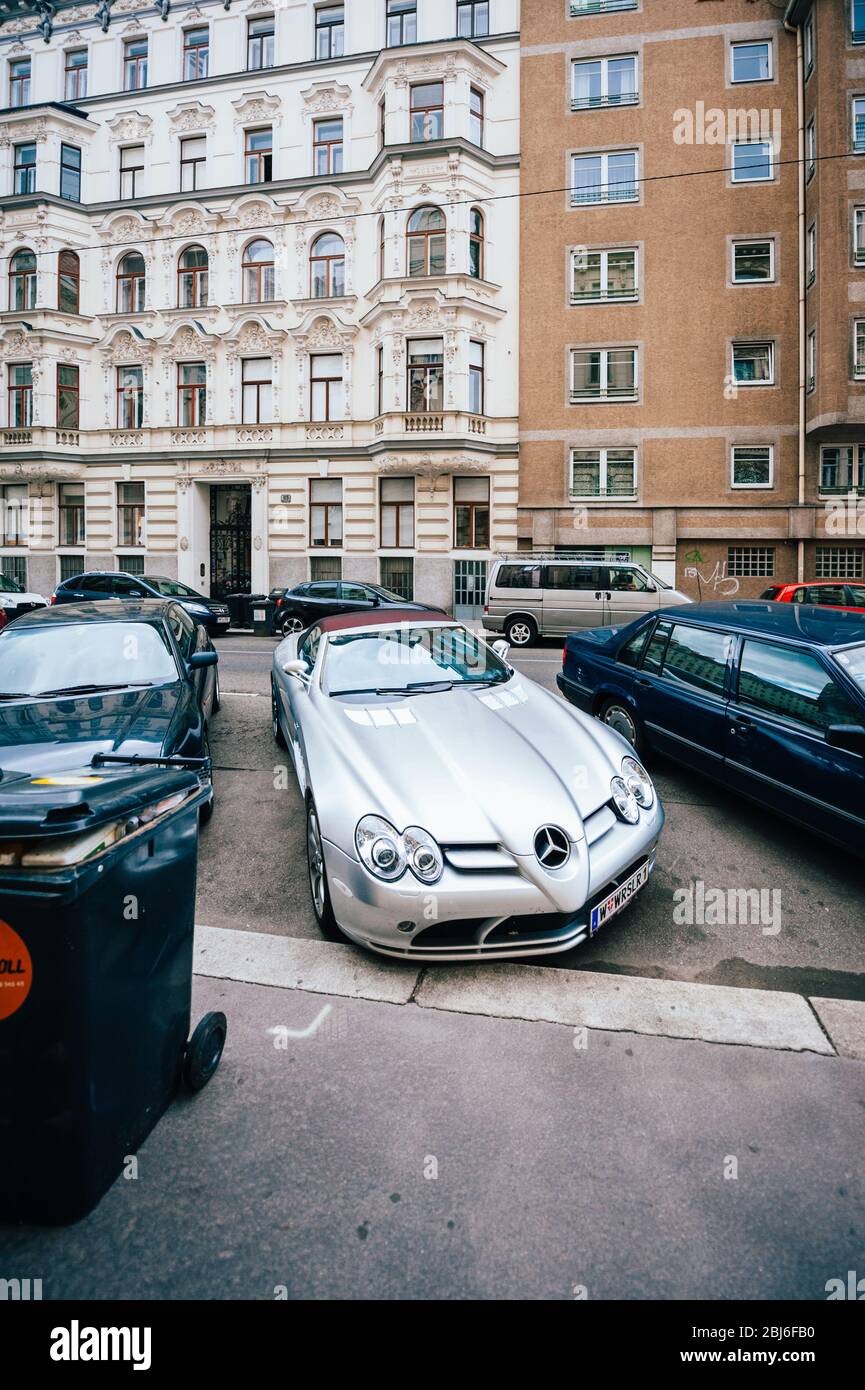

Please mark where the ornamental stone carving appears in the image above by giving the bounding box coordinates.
[167,102,216,135]
[231,91,281,130]
[106,111,153,144]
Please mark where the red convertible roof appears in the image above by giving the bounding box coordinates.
[319,609,450,634]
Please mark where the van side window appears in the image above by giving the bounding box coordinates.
[662,624,730,695]
[737,640,860,731]
[608,567,649,592]
[617,624,652,668]
[495,565,540,589]
[544,564,601,590]
[642,621,672,674]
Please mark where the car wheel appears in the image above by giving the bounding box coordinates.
[599,697,643,753]
[306,797,346,941]
[212,668,221,715]
[271,680,287,749]
[199,731,214,825]
[281,614,305,637]
[505,615,537,648]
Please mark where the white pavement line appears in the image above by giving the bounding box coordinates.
[414,963,835,1054]
[809,997,865,1062]
[193,924,419,1005]
[220,690,265,698]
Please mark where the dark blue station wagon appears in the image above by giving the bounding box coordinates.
[558,601,865,855]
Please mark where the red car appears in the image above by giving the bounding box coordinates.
[761,580,865,613]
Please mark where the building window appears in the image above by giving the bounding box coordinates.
[571,0,637,10]
[118,553,146,576]
[807,330,816,392]
[454,476,490,549]
[241,357,272,424]
[806,117,816,176]
[806,223,816,286]
[469,86,484,145]
[244,128,272,184]
[468,340,484,415]
[377,343,384,414]
[13,143,36,195]
[310,478,343,546]
[58,483,85,546]
[64,48,88,101]
[730,41,772,83]
[854,98,865,153]
[310,354,344,421]
[116,253,146,313]
[310,232,345,297]
[56,364,80,430]
[117,482,145,548]
[177,245,208,308]
[380,556,413,599]
[732,341,774,386]
[855,0,865,44]
[816,545,863,578]
[315,5,344,60]
[1,485,28,547]
[183,27,209,81]
[732,239,773,284]
[60,144,81,201]
[9,57,30,107]
[854,320,865,378]
[407,338,444,412]
[407,206,446,276]
[123,38,148,91]
[571,150,638,205]
[731,140,773,183]
[469,208,484,278]
[378,214,386,279]
[571,448,637,499]
[804,11,814,75]
[313,117,343,175]
[247,15,274,70]
[7,364,32,428]
[310,555,341,581]
[58,249,80,313]
[731,445,773,489]
[571,247,637,302]
[177,362,206,426]
[380,478,414,548]
[9,249,36,311]
[818,447,863,497]
[571,55,637,111]
[243,239,275,302]
[59,553,85,583]
[379,97,386,149]
[727,547,774,578]
[116,365,144,428]
[387,0,416,46]
[180,135,206,192]
[457,0,489,38]
[410,82,444,142]
[119,145,144,200]
[570,347,638,402]
[855,208,865,265]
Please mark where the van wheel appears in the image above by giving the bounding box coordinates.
[598,698,644,753]
[505,616,537,648]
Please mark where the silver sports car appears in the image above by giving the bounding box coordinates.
[271,611,664,962]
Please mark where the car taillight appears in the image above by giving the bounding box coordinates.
[49,594,57,604]
[562,645,567,666]
[483,604,489,614]
[276,597,283,607]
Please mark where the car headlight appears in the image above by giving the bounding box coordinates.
[610,776,640,824]
[621,755,654,809]
[402,826,443,884]
[0,596,16,609]
[355,815,406,881]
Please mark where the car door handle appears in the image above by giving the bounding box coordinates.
[730,716,753,735]
[636,677,652,688]
[595,591,602,600]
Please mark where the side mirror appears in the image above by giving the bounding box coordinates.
[129,590,144,598]
[370,595,381,607]
[644,583,656,593]
[491,639,510,661]
[826,723,865,756]
[281,658,310,679]
[189,650,218,670]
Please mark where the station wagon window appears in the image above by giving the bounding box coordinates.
[544,564,602,590]
[736,640,860,732]
[662,625,730,696]
[617,624,652,669]
[495,564,541,589]
[641,620,672,675]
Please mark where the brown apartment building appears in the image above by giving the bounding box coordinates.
[519,0,865,600]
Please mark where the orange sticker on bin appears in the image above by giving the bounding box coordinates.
[0,919,32,1020]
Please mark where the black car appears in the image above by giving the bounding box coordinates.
[270,580,439,636]
[53,572,231,637]
[0,600,220,821]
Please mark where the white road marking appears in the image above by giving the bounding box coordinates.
[267,1005,332,1040]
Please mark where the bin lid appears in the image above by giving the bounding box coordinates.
[0,765,201,838]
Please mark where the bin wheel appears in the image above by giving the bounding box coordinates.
[183,1011,227,1093]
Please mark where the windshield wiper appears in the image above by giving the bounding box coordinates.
[331,680,454,697]
[30,682,158,698]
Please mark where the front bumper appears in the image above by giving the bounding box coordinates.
[322,799,664,962]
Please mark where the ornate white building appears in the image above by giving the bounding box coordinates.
[0,0,519,613]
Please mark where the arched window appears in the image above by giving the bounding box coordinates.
[469,208,484,280]
[407,206,446,277]
[58,249,80,313]
[116,252,146,313]
[310,232,345,298]
[9,249,36,311]
[242,238,274,303]
[177,245,208,308]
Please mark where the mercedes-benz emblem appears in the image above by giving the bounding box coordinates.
[533,825,570,870]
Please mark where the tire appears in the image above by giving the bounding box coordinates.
[183,1011,227,1094]
[212,668,221,715]
[199,730,214,825]
[598,697,644,754]
[271,680,287,749]
[505,615,538,648]
[306,796,347,942]
[281,614,306,638]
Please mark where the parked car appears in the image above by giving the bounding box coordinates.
[483,556,690,647]
[52,572,231,637]
[761,580,865,613]
[270,580,442,636]
[558,600,865,855]
[0,572,48,631]
[271,609,664,961]
[0,600,220,821]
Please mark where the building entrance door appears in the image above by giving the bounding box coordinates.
[210,484,251,598]
[453,559,487,621]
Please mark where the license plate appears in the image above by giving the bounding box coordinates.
[590,861,650,936]
[253,609,265,621]
[217,616,230,624]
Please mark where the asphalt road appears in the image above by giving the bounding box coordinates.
[202,635,865,1002]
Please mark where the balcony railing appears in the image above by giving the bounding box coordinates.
[570,386,637,403]
[570,286,638,305]
[571,0,637,14]
[4,430,32,446]
[570,485,638,501]
[571,185,638,207]
[570,92,639,112]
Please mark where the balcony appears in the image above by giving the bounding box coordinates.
[570,93,639,113]
[570,0,638,15]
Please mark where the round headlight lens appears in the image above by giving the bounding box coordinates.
[610,776,640,824]
[355,815,406,881]
[621,755,654,808]
[403,826,443,884]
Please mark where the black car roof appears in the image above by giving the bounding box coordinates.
[657,600,865,649]
[6,600,175,628]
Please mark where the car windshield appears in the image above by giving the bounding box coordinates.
[145,577,200,598]
[0,574,22,594]
[833,644,865,696]
[324,625,510,696]
[0,621,179,697]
